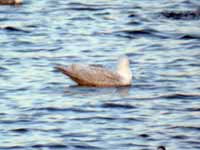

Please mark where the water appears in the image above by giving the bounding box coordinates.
[0,0,200,149]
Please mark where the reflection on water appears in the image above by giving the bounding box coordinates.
[0,0,200,150]
[64,85,131,97]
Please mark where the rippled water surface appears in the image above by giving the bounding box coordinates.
[0,0,200,149]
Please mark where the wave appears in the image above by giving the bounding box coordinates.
[115,29,170,39]
[170,126,200,131]
[160,9,200,20]
[73,144,101,149]
[73,116,141,122]
[32,144,68,149]
[179,34,200,40]
[0,146,25,149]
[0,26,30,33]
[30,107,96,113]
[161,93,200,100]
[101,102,136,109]
[11,128,29,133]
[66,2,107,11]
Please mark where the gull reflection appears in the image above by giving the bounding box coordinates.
[64,85,131,98]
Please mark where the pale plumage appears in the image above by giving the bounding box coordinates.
[56,56,132,87]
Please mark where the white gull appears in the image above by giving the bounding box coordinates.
[55,55,132,87]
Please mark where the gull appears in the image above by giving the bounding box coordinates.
[0,0,22,5]
[55,55,132,87]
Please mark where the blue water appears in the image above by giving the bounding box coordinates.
[0,0,200,149]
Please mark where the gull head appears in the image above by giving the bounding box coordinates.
[117,55,132,85]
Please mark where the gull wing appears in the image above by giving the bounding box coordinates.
[56,64,122,87]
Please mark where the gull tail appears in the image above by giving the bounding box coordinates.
[55,65,70,76]
[55,65,81,84]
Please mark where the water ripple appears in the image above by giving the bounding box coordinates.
[0,26,30,33]
[0,146,25,150]
[170,126,200,131]
[160,93,200,100]
[31,144,68,149]
[0,0,199,150]
[101,102,136,109]
[10,128,29,133]
[30,107,97,113]
[73,144,101,149]
[115,29,170,39]
[160,9,200,20]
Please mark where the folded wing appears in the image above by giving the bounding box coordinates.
[56,64,122,87]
